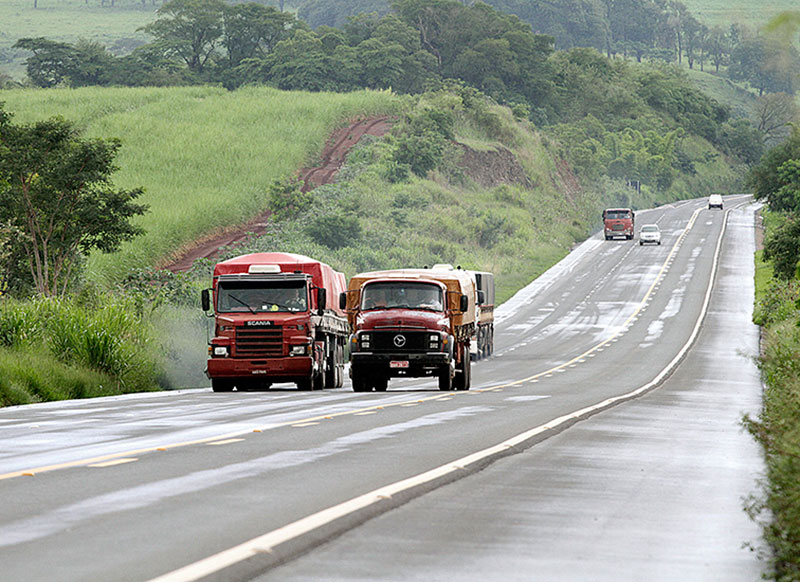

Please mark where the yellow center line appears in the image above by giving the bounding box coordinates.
[207,439,245,446]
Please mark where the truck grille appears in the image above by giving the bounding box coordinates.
[370,331,428,353]
[235,326,283,357]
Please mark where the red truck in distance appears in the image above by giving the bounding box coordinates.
[201,252,349,392]
[603,208,635,240]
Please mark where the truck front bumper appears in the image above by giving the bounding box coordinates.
[351,352,450,377]
[207,356,313,382]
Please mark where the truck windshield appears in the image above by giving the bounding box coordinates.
[217,281,307,313]
[362,282,443,312]
[606,211,631,220]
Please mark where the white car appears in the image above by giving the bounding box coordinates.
[708,194,723,209]
[639,224,661,245]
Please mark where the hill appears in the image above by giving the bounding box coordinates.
[0,85,398,284]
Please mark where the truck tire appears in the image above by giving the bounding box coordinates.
[296,378,312,391]
[373,376,388,392]
[211,379,234,392]
[352,374,370,392]
[438,366,452,391]
[453,345,471,391]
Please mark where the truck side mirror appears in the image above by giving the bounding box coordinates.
[317,288,327,315]
[339,292,347,310]
[460,294,469,312]
[201,289,210,312]
[477,290,485,305]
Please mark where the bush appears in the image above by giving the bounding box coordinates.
[305,212,362,249]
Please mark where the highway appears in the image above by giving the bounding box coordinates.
[0,196,765,581]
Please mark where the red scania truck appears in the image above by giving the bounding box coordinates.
[603,208,635,240]
[201,252,349,392]
[341,268,476,392]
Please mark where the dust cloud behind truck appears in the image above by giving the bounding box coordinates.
[341,269,476,392]
[201,252,348,392]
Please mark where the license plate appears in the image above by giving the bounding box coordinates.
[390,360,409,369]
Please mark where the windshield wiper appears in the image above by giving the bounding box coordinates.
[228,293,256,314]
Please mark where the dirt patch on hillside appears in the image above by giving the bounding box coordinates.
[163,116,394,272]
[457,144,533,189]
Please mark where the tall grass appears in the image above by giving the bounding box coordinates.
[680,0,798,29]
[0,295,162,405]
[0,86,399,285]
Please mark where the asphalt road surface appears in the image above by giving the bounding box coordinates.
[0,196,765,582]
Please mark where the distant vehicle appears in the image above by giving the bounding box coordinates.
[708,194,723,209]
[639,224,661,246]
[603,208,635,240]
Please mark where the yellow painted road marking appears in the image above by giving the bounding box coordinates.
[355,411,377,415]
[88,458,138,468]
[207,439,245,446]
[291,422,319,428]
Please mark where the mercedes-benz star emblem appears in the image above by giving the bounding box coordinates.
[393,334,406,347]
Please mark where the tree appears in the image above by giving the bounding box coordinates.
[0,108,148,296]
[222,3,298,68]
[756,92,799,145]
[748,127,800,213]
[13,37,74,88]
[763,213,800,280]
[141,0,225,74]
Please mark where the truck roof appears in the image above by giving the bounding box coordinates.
[213,252,347,316]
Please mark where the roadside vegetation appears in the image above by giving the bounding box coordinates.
[747,127,800,581]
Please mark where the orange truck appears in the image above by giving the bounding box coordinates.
[341,268,476,392]
[603,208,635,240]
[201,252,349,392]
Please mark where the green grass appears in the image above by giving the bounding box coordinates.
[0,0,157,80]
[685,67,758,118]
[681,0,799,30]
[0,85,399,285]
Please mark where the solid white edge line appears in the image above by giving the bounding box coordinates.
[147,203,738,582]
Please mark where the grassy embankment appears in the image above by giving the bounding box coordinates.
[749,210,800,581]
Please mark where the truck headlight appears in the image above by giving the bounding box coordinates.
[429,333,440,349]
[359,333,370,349]
[290,345,308,356]
[212,346,228,357]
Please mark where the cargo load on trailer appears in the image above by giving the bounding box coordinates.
[430,264,494,360]
[201,253,348,392]
[341,268,476,392]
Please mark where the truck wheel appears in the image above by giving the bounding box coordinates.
[312,370,324,391]
[374,377,388,392]
[459,350,471,391]
[438,367,452,391]
[324,339,337,388]
[351,369,369,392]
[211,379,234,392]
